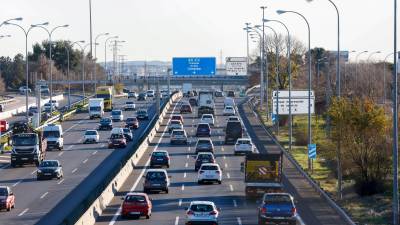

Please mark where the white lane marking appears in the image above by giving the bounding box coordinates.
[58,152,64,157]
[186,154,189,159]
[58,179,65,185]
[0,164,10,169]
[183,172,187,178]
[223,155,226,160]
[101,144,106,148]
[229,184,234,192]
[66,145,74,150]
[13,180,22,187]
[108,98,181,225]
[83,158,88,164]
[181,184,185,191]
[221,147,225,152]
[18,208,29,217]
[71,168,78,174]
[178,199,182,206]
[40,192,49,199]
[185,162,188,168]
[296,214,306,225]
[227,173,231,179]
[219,136,221,140]
[225,163,228,168]
[237,217,242,225]
[92,150,98,155]
[233,199,238,207]
[175,216,180,225]
[31,170,37,175]
[78,138,83,143]
[188,146,191,152]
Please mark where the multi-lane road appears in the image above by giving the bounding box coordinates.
[0,96,158,225]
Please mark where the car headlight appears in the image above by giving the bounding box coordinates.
[37,169,42,173]
[0,199,6,203]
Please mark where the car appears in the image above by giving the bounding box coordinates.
[195,138,214,154]
[180,104,192,114]
[28,106,39,116]
[124,101,136,111]
[36,160,63,180]
[225,121,243,144]
[19,86,31,94]
[223,97,235,108]
[123,88,130,94]
[83,130,99,143]
[171,115,184,124]
[170,129,188,145]
[168,120,183,133]
[143,169,170,193]
[197,163,222,184]
[40,85,50,95]
[137,109,149,120]
[0,120,9,131]
[43,124,64,151]
[138,93,147,101]
[223,106,235,116]
[146,90,155,98]
[43,102,55,112]
[0,186,15,211]
[200,114,214,126]
[161,90,170,98]
[185,201,220,225]
[111,110,124,121]
[194,152,215,171]
[108,133,127,148]
[125,117,139,129]
[227,90,235,97]
[121,192,152,219]
[189,97,198,107]
[214,91,224,97]
[123,128,133,142]
[234,138,255,155]
[150,150,170,168]
[49,100,59,109]
[258,193,297,225]
[99,118,113,130]
[196,123,211,137]
[128,91,138,99]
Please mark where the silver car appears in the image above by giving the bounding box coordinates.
[185,201,220,224]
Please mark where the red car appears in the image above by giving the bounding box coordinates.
[121,193,152,219]
[126,117,139,129]
[180,104,192,114]
[0,186,15,211]
[108,133,127,149]
[171,115,184,124]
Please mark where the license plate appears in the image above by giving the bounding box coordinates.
[44,173,51,175]
[257,190,265,194]
[152,184,161,186]
[206,175,213,178]
[129,212,140,215]
[22,158,28,160]
[157,159,163,161]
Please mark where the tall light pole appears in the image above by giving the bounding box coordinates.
[264,19,292,151]
[32,24,69,115]
[354,51,368,91]
[244,23,251,68]
[393,0,398,223]
[94,32,109,91]
[89,0,93,59]
[277,9,313,170]
[4,21,48,121]
[383,52,394,104]
[72,41,90,101]
[260,6,267,112]
[104,36,118,80]
[0,17,22,27]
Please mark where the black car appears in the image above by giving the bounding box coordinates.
[138,93,147,101]
[194,153,215,171]
[195,138,214,154]
[37,160,63,180]
[225,121,243,144]
[189,98,198,106]
[137,109,149,120]
[196,123,211,137]
[214,91,224,97]
[227,91,235,97]
[150,150,170,168]
[98,118,113,130]
[123,128,133,141]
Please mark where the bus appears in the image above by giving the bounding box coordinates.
[96,86,113,111]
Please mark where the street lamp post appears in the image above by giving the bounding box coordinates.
[260,6,267,112]
[393,0,399,222]
[4,21,48,121]
[32,24,69,115]
[244,23,251,68]
[72,41,90,101]
[383,53,394,104]
[104,36,118,81]
[94,32,109,91]
[264,19,292,151]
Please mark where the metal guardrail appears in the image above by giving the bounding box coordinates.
[246,96,356,225]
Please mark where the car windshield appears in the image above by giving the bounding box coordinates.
[126,102,134,105]
[202,115,212,119]
[111,134,123,139]
[198,140,211,145]
[201,165,219,170]
[170,120,180,125]
[127,118,137,122]
[237,140,251,145]
[43,130,60,138]
[190,204,214,212]
[198,154,213,160]
[225,106,233,110]
[90,106,101,111]
[146,172,166,180]
[13,134,37,146]
[264,195,292,204]
[198,124,209,129]
[172,116,181,120]
[0,188,7,196]
[123,128,131,133]
[101,118,111,123]
[85,131,97,135]
[40,161,59,167]
[173,131,184,135]
[125,195,146,203]
[153,152,167,157]
[112,111,121,115]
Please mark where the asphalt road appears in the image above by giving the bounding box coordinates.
[93,96,308,225]
[0,96,158,225]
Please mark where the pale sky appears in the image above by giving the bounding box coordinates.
[0,0,394,63]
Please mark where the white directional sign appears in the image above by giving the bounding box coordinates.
[272,90,315,115]
[226,57,247,76]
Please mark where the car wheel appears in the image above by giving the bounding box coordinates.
[218,180,222,184]
[143,188,148,193]
[6,205,10,211]
[11,203,15,209]
[165,188,169,194]
[146,214,150,219]
[289,221,296,225]
[167,164,170,168]
[197,180,202,185]
[11,163,16,168]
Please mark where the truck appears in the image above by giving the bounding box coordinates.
[43,124,64,151]
[197,90,215,118]
[241,153,283,198]
[10,122,47,167]
[182,83,192,97]
[89,98,104,119]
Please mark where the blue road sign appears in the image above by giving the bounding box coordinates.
[308,144,317,159]
[172,57,216,76]
[272,114,277,123]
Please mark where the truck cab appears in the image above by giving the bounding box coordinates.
[89,98,104,119]
[11,132,46,167]
[43,124,63,151]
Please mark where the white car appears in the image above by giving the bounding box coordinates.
[185,201,220,225]
[128,91,138,98]
[223,97,235,108]
[223,106,235,116]
[124,101,136,111]
[49,100,59,109]
[197,163,222,184]
[83,130,99,143]
[168,120,183,133]
[111,110,124,121]
[43,102,55,112]
[146,90,155,97]
[234,138,255,155]
[19,86,31,94]
[200,114,214,126]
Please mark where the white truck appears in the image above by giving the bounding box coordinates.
[197,91,215,118]
[89,98,104,119]
[43,124,64,151]
[183,83,193,97]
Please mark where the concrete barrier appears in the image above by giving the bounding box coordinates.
[75,93,181,225]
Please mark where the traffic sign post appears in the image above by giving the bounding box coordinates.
[308,144,317,173]
[272,90,315,115]
[172,57,216,76]
[225,57,247,76]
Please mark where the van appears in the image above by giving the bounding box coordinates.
[43,124,64,151]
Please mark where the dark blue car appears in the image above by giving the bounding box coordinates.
[196,123,211,137]
[98,118,113,130]
[258,193,297,225]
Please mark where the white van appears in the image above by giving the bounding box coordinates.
[43,124,64,151]
[224,97,235,108]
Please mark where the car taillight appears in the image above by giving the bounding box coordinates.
[209,210,217,215]
[166,156,170,160]
[215,170,220,174]
[187,210,194,215]
[261,207,267,214]
[291,207,297,215]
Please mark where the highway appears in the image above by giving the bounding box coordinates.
[0,96,158,225]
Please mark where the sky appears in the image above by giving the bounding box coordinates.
[0,0,395,63]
